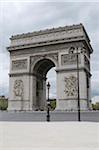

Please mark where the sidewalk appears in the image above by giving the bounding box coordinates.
[0,122,99,150]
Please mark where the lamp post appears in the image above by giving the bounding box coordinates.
[76,47,81,121]
[46,82,51,122]
[46,82,50,122]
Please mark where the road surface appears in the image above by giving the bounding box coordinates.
[0,111,99,122]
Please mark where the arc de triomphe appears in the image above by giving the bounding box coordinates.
[7,24,93,111]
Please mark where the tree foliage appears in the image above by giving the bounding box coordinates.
[0,98,8,110]
[92,102,99,110]
[50,99,56,110]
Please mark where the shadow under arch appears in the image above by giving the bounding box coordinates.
[32,58,56,111]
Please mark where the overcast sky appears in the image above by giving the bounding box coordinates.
[0,1,99,103]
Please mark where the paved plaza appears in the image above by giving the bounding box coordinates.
[0,122,99,150]
[0,110,99,150]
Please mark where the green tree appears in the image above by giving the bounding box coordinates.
[50,99,56,110]
[92,102,99,110]
[0,97,8,110]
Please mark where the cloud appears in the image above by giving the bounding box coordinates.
[92,96,99,104]
[47,68,56,98]
[91,71,99,97]
[0,1,99,101]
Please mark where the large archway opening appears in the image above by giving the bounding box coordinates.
[46,68,56,110]
[32,58,56,111]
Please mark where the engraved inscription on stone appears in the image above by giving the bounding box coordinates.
[14,80,24,100]
[64,75,78,97]
[12,59,27,70]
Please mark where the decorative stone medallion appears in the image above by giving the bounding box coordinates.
[64,75,78,97]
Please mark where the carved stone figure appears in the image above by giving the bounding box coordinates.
[64,75,78,97]
[14,80,24,100]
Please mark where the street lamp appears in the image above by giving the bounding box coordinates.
[76,47,81,121]
[46,82,51,122]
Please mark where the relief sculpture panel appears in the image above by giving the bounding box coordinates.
[64,75,78,97]
[13,80,24,100]
[61,53,80,65]
[12,59,27,70]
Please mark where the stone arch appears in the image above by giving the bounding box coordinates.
[31,58,56,110]
[33,58,55,76]
[7,24,92,111]
[30,54,58,73]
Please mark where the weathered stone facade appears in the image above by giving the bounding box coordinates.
[7,24,93,111]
